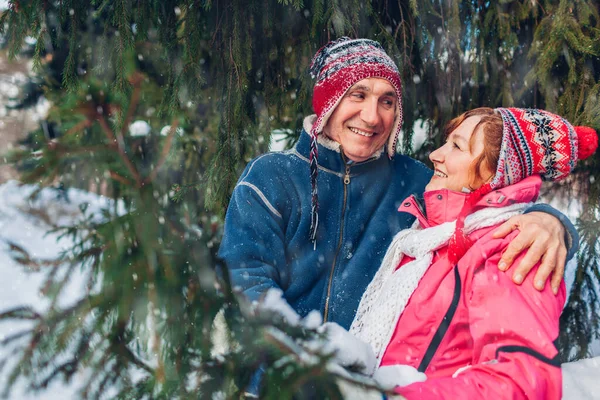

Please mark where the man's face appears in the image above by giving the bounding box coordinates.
[323,78,398,162]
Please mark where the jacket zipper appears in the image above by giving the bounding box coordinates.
[406,195,430,228]
[413,195,427,219]
[323,157,351,322]
[418,264,461,372]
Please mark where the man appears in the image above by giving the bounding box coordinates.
[218,37,576,331]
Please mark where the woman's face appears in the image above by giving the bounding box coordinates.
[425,116,493,193]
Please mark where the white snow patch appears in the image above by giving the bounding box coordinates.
[313,322,377,375]
[372,364,426,390]
[259,288,300,325]
[129,120,151,137]
[258,288,323,329]
[302,310,323,329]
[563,357,600,399]
[409,119,429,152]
[160,125,184,137]
[269,129,292,152]
[0,81,20,98]
[34,96,51,120]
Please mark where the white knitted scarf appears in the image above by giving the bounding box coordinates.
[349,202,531,374]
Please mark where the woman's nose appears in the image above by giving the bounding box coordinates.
[429,145,445,164]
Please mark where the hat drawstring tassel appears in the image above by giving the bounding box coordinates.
[309,128,319,248]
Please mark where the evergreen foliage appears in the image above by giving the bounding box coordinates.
[0,0,598,397]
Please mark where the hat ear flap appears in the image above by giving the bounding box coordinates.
[386,115,400,158]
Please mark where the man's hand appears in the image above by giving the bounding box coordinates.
[492,211,567,295]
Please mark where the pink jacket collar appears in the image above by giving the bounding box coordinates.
[398,175,542,228]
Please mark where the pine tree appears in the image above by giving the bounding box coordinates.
[0,0,598,398]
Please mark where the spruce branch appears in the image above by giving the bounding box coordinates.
[10,0,20,13]
[144,118,179,185]
[51,143,114,158]
[36,359,78,389]
[146,286,166,384]
[97,114,143,187]
[109,170,133,186]
[64,119,92,137]
[228,37,242,93]
[62,11,78,91]
[122,72,144,137]
[0,306,41,321]
[0,330,31,347]
[120,343,154,375]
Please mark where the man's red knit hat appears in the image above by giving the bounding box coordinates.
[308,37,403,243]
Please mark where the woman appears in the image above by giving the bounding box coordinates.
[349,107,598,399]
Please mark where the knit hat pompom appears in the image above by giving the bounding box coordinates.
[307,37,403,244]
[574,126,598,160]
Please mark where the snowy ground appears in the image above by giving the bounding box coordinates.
[0,181,115,399]
[563,357,600,399]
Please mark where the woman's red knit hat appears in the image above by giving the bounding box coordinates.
[448,108,598,263]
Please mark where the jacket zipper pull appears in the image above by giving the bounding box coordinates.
[344,165,350,185]
[339,148,351,185]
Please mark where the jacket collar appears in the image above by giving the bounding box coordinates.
[295,115,386,173]
[399,175,543,228]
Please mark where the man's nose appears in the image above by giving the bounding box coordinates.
[360,100,381,127]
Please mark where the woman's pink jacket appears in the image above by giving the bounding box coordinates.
[383,175,566,399]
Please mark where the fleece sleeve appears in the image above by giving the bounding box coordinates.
[217,168,288,302]
[395,246,565,400]
[524,203,579,260]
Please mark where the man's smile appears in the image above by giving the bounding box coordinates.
[349,127,375,137]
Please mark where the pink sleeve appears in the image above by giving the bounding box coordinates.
[395,250,565,400]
